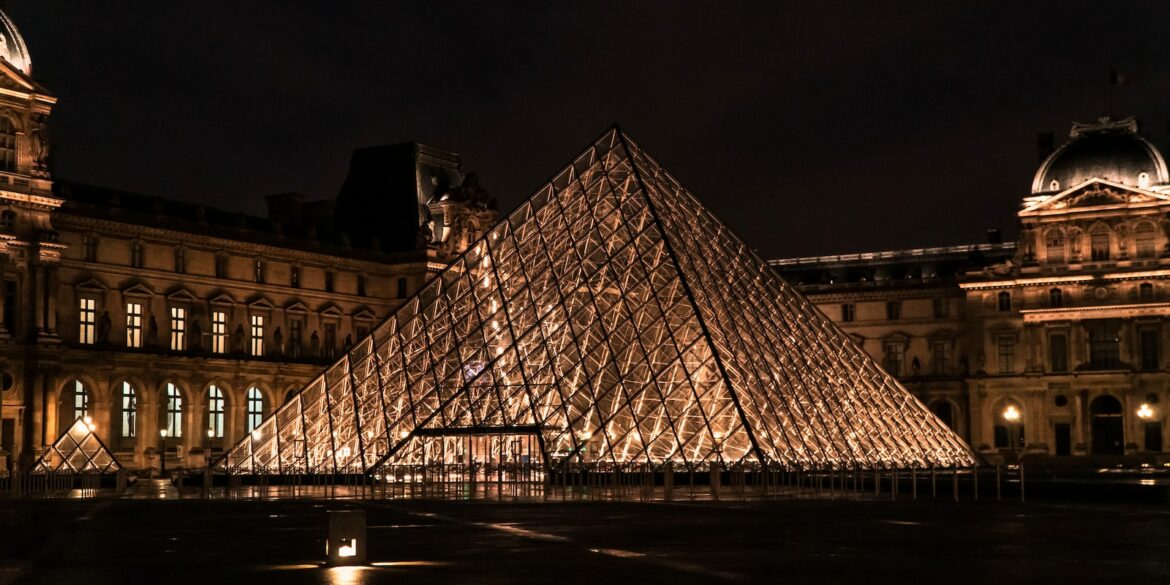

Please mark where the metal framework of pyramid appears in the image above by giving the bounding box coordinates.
[219,128,976,475]
[34,418,122,474]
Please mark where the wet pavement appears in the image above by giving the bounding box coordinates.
[2,495,1169,585]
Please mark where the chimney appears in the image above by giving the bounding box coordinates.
[986,228,1002,244]
[1036,132,1054,163]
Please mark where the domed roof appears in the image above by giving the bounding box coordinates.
[0,10,30,76]
[1031,117,1168,194]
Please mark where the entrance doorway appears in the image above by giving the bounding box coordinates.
[1090,395,1124,455]
[1054,423,1071,456]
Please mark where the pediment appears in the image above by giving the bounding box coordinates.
[120,282,155,298]
[1021,179,1170,213]
[74,277,107,293]
[284,301,310,313]
[353,307,377,322]
[0,58,46,96]
[166,287,198,303]
[209,292,236,306]
[247,296,275,310]
[319,303,343,317]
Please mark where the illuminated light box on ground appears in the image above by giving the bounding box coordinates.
[326,509,366,566]
[217,126,976,478]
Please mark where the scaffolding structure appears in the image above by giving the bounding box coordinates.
[218,127,976,482]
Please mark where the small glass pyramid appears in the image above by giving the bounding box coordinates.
[34,418,122,474]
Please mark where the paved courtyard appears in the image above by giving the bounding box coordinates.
[2,494,1169,585]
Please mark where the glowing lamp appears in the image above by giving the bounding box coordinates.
[207,428,215,439]
[160,429,168,438]
[1002,405,1021,422]
[84,416,95,431]
[251,429,261,441]
[1138,403,1156,420]
[712,431,725,441]
[326,510,367,566]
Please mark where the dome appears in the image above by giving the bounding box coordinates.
[0,9,30,76]
[1031,117,1168,194]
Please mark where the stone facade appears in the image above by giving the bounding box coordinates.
[774,117,1170,463]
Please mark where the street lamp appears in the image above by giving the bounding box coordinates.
[159,429,169,476]
[1001,404,1022,452]
[1138,403,1156,420]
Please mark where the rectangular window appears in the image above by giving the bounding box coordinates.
[397,277,407,299]
[83,236,98,262]
[996,335,1015,374]
[211,311,227,354]
[4,280,16,333]
[174,248,186,274]
[170,306,186,351]
[250,314,264,356]
[78,298,96,344]
[130,242,144,269]
[290,265,300,288]
[254,259,265,284]
[126,302,143,348]
[1049,332,1068,373]
[1141,328,1159,370]
[882,341,904,377]
[1087,319,1121,370]
[357,275,367,297]
[356,324,370,340]
[841,303,855,322]
[931,340,950,376]
[1091,231,1111,262]
[997,292,1012,312]
[325,271,334,293]
[288,318,302,358]
[324,322,337,359]
[932,297,949,318]
[885,301,901,320]
[215,255,228,279]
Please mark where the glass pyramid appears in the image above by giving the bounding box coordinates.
[34,418,122,474]
[220,128,975,475]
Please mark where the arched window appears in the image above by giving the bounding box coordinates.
[58,380,89,432]
[120,382,137,438]
[207,385,225,439]
[164,383,183,438]
[1049,288,1063,308]
[72,380,88,421]
[246,386,264,433]
[1140,282,1155,302]
[1090,226,1111,262]
[1135,222,1158,259]
[1045,230,1065,264]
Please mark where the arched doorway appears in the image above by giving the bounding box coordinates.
[930,401,955,430]
[1090,395,1124,455]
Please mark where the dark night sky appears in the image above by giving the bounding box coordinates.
[7,1,1170,258]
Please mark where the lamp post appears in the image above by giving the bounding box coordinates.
[159,429,168,476]
[1002,404,1022,453]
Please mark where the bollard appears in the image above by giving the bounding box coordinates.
[327,509,367,566]
[709,462,720,501]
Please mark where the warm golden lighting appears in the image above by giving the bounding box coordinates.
[207,428,215,438]
[84,416,95,431]
[160,429,168,438]
[1002,405,1021,422]
[1138,403,1156,420]
[251,429,261,441]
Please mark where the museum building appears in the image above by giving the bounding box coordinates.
[0,10,497,472]
[773,116,1170,462]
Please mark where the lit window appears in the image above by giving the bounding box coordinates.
[250,314,264,356]
[170,306,186,351]
[997,291,1011,312]
[997,335,1015,374]
[211,311,227,354]
[254,259,265,283]
[841,303,855,322]
[121,382,137,438]
[126,302,143,348]
[78,298,96,344]
[165,383,183,438]
[246,386,264,432]
[71,380,89,421]
[207,385,225,438]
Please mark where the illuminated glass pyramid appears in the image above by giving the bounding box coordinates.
[220,128,975,475]
[34,418,122,474]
